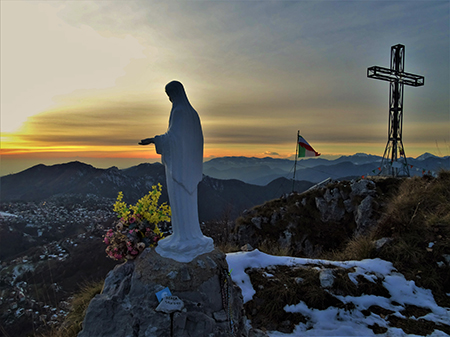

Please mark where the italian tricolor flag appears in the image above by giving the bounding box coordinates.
[298,134,320,157]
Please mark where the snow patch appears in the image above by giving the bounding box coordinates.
[226,250,450,336]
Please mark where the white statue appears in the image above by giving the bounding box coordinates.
[139,81,214,262]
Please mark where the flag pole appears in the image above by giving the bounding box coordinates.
[292,130,299,192]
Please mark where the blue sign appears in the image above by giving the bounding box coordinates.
[156,287,172,303]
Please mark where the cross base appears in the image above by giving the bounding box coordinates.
[379,139,410,177]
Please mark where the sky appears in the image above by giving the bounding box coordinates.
[226,249,450,336]
[1,0,449,176]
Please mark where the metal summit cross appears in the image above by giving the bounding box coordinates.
[367,44,424,177]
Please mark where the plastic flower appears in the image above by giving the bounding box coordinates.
[105,185,171,261]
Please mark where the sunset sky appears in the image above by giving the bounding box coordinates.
[1,0,449,176]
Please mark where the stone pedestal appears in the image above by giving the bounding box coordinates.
[78,248,247,337]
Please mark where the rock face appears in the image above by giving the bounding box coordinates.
[234,178,401,257]
[78,248,246,337]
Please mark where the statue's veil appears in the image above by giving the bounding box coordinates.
[163,81,203,194]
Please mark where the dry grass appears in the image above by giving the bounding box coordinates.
[327,235,376,261]
[376,171,450,237]
[376,172,450,290]
[258,240,293,257]
[216,241,241,253]
[40,280,104,337]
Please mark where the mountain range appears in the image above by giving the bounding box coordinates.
[203,152,450,184]
[1,152,448,221]
[0,161,313,221]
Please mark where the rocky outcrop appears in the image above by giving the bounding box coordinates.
[78,248,246,337]
[314,179,378,230]
[234,178,398,257]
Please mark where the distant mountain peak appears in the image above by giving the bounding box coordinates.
[21,161,94,175]
[416,152,438,161]
[62,160,93,166]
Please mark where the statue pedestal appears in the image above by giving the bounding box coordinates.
[78,248,247,337]
[155,234,214,263]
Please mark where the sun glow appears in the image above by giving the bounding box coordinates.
[1,2,146,134]
[1,1,448,176]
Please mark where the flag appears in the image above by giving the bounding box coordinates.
[298,134,320,157]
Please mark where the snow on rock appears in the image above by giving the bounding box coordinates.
[319,269,334,288]
[226,250,395,304]
[283,302,377,336]
[226,250,450,336]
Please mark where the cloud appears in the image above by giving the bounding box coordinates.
[1,2,146,133]
[10,102,168,148]
[263,151,280,157]
[1,0,448,166]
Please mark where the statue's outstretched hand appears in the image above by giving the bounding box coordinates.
[139,138,155,145]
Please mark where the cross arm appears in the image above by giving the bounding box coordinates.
[367,66,424,87]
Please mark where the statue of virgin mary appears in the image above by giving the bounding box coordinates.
[139,81,214,262]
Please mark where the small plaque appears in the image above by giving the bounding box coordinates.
[155,295,184,314]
